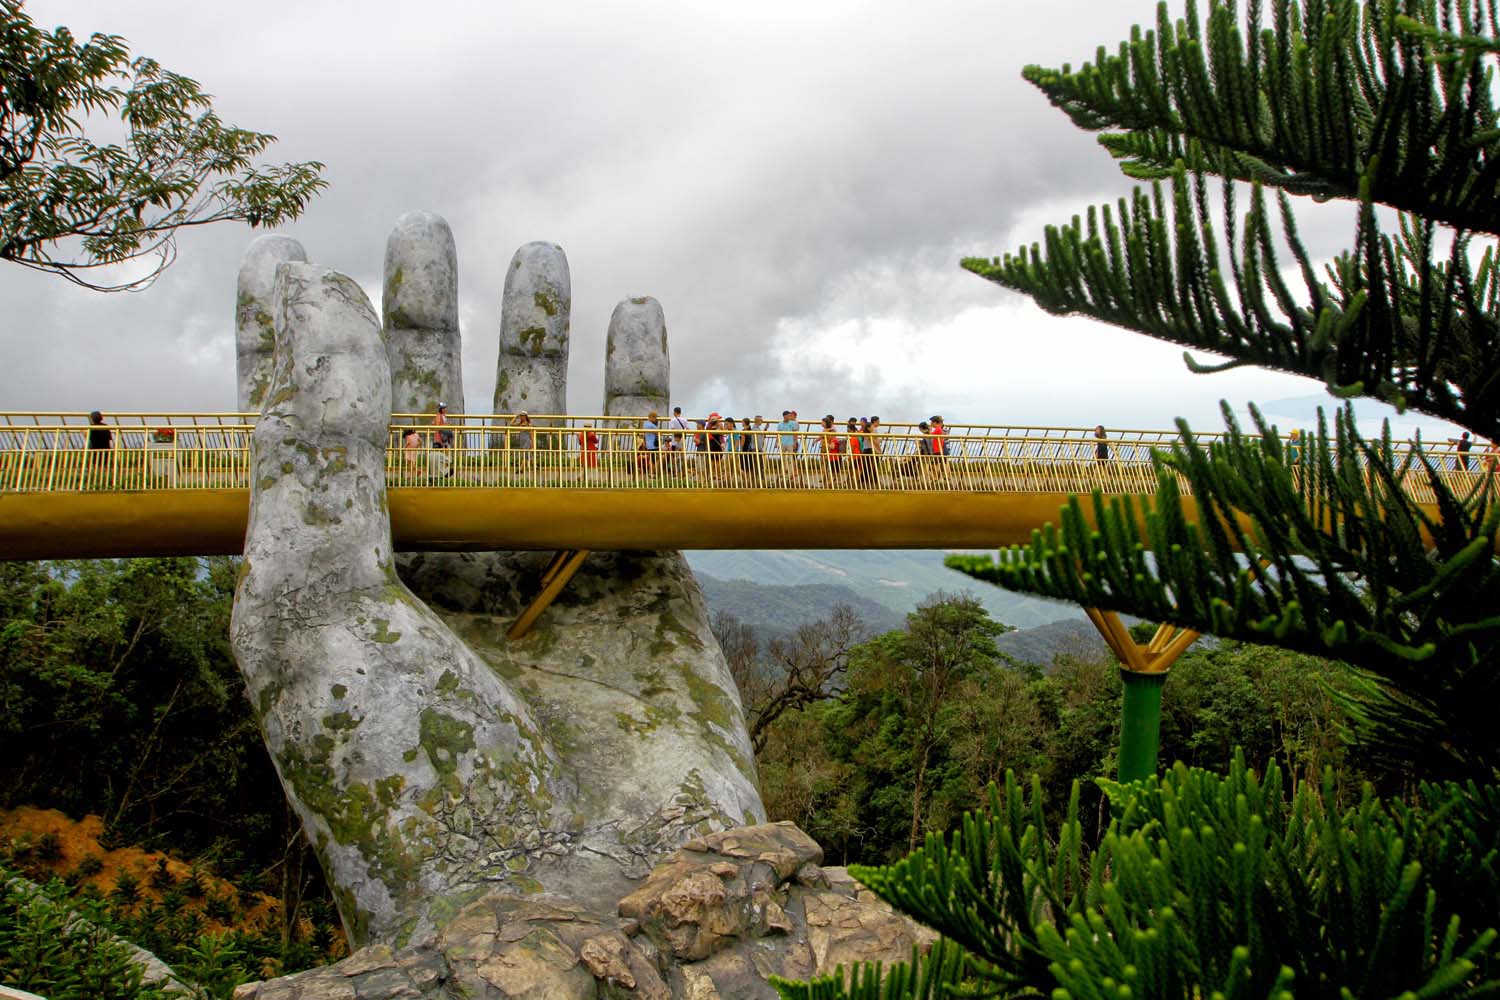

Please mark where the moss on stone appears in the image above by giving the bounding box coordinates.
[276,742,423,926]
[418,708,476,784]
[435,669,461,695]
[615,700,682,736]
[425,885,488,931]
[331,684,348,700]
[533,290,559,317]
[255,678,282,718]
[375,775,405,809]
[322,711,359,731]
[371,619,402,644]
[634,668,670,699]
[676,663,752,776]
[301,504,343,527]
[518,326,547,356]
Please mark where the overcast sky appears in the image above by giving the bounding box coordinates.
[0,0,1467,441]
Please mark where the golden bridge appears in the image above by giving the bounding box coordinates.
[0,412,1473,564]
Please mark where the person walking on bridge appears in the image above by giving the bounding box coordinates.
[777,410,800,486]
[821,415,843,487]
[86,410,112,488]
[642,411,660,474]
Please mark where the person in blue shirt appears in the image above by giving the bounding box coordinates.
[643,411,660,471]
[777,409,800,485]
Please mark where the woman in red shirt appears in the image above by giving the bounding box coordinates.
[579,425,600,471]
[821,415,842,486]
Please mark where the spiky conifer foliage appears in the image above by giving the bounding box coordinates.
[951,0,1500,779]
[774,761,1500,1000]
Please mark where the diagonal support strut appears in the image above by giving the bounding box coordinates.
[508,549,590,640]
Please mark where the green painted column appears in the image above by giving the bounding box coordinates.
[1118,669,1168,783]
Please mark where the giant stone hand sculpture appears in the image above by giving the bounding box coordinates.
[230,244,762,951]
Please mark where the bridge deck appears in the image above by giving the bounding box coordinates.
[0,414,1474,560]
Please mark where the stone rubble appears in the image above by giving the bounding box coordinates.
[232,822,934,1000]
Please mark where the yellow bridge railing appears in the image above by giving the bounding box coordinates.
[0,412,1490,504]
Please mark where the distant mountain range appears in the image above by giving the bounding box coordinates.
[685,549,1079,629]
[686,549,1102,666]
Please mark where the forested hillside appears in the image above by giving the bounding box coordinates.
[0,559,1377,996]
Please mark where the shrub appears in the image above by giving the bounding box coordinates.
[777,758,1500,999]
[149,857,175,891]
[110,870,140,907]
[183,865,207,900]
[0,873,172,1000]
[34,831,63,863]
[203,890,237,924]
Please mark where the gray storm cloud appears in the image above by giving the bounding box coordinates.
[0,0,1407,435]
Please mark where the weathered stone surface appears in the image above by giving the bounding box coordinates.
[383,212,462,420]
[603,296,669,419]
[234,824,934,1000]
[236,234,307,411]
[231,263,566,949]
[618,822,821,963]
[395,549,764,916]
[495,242,570,419]
[802,867,935,976]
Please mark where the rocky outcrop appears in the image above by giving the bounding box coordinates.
[236,233,307,411]
[603,297,670,419]
[495,241,570,419]
[231,822,935,1000]
[383,211,462,420]
[231,258,762,951]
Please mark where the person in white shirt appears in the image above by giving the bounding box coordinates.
[668,406,691,476]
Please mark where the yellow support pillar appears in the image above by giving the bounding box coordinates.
[508,549,590,641]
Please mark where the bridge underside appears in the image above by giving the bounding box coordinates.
[0,487,1174,561]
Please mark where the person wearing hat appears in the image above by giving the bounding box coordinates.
[433,402,450,449]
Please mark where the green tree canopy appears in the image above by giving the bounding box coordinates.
[951,0,1500,781]
[0,1,325,290]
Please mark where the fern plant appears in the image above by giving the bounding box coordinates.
[775,759,1500,999]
